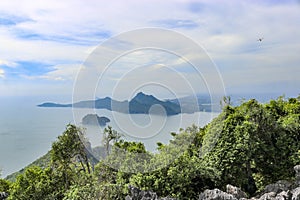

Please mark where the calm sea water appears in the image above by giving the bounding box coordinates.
[0,96,218,178]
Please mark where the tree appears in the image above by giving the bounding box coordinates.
[8,166,63,200]
[203,100,272,193]
[220,96,232,109]
[5,97,300,199]
[0,178,10,194]
[129,127,219,199]
[51,124,91,190]
[62,172,101,200]
[7,124,95,199]
[102,126,122,156]
[203,97,300,194]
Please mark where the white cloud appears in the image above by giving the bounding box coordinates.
[0,29,89,63]
[0,60,18,67]
[24,63,80,81]
[0,0,299,96]
[0,68,4,78]
[42,64,80,81]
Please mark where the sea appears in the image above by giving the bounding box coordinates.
[0,96,219,178]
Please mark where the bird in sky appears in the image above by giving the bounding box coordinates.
[257,37,264,42]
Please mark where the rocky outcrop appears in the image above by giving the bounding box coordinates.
[295,165,300,187]
[199,188,238,200]
[292,187,300,200]
[226,184,248,199]
[198,186,298,200]
[125,166,300,200]
[261,180,292,195]
[0,192,8,200]
[198,165,300,200]
[125,185,157,200]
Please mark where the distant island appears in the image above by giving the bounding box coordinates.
[82,114,110,126]
[38,92,218,115]
[38,92,181,115]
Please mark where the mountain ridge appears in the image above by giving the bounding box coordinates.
[38,92,182,116]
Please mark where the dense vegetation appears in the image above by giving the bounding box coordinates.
[0,96,299,199]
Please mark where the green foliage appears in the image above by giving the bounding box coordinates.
[0,178,11,193]
[102,125,122,156]
[97,141,152,198]
[8,124,96,199]
[203,97,300,193]
[114,140,147,153]
[63,173,101,200]
[4,96,300,199]
[130,153,219,199]
[51,124,92,192]
[51,124,91,174]
[128,126,220,199]
[220,96,232,108]
[93,161,126,199]
[8,166,64,200]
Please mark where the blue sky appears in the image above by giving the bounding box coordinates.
[0,0,299,98]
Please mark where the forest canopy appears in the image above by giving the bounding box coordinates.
[1,96,299,199]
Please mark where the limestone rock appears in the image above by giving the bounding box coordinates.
[292,187,300,200]
[258,192,276,200]
[263,180,292,194]
[0,192,8,200]
[198,188,237,200]
[275,191,290,200]
[295,165,300,187]
[226,184,248,199]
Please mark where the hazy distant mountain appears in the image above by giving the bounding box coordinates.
[37,102,72,107]
[169,94,221,113]
[129,92,181,115]
[82,114,110,126]
[38,92,182,116]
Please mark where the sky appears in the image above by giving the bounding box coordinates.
[0,0,300,100]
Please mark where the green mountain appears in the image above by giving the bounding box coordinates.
[4,96,300,199]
